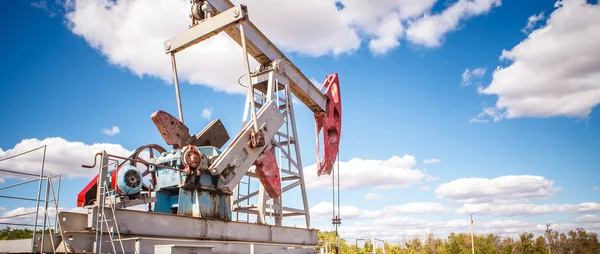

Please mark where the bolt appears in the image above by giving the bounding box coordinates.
[165,42,171,50]
[233,9,240,18]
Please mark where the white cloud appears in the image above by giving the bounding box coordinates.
[594,186,599,191]
[338,0,437,55]
[383,202,449,214]
[368,12,404,55]
[364,193,383,200]
[423,158,440,164]
[0,137,135,179]
[477,0,600,121]
[406,0,501,47]
[421,185,431,191]
[304,155,426,190]
[435,175,557,203]
[101,126,120,136]
[521,12,545,34]
[61,0,497,90]
[310,201,448,223]
[457,202,600,216]
[65,0,253,94]
[577,214,600,223]
[461,67,487,87]
[310,201,380,221]
[201,107,213,120]
[470,106,505,123]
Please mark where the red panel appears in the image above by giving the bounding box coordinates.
[314,73,342,176]
[77,175,98,207]
[111,167,121,195]
[254,148,281,198]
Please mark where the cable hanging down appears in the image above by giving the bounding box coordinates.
[331,150,341,254]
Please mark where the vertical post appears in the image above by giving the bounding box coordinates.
[54,174,62,231]
[135,239,141,254]
[170,52,184,123]
[40,178,51,253]
[32,145,46,252]
[470,214,475,254]
[372,237,375,254]
[250,243,255,254]
[285,83,311,228]
[546,223,552,254]
[257,183,266,224]
[94,151,109,254]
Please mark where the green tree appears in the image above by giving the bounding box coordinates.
[533,236,549,254]
[516,232,535,254]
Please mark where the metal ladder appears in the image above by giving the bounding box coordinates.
[96,182,125,254]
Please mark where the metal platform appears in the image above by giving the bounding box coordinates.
[14,208,318,253]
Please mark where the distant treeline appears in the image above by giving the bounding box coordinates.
[3,226,599,253]
[1,227,54,240]
[319,228,600,254]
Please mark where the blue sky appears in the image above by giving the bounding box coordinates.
[1,0,599,241]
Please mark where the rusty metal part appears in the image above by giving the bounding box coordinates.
[249,129,265,148]
[253,147,281,198]
[129,144,167,189]
[83,153,183,173]
[191,0,206,22]
[151,110,194,149]
[182,145,203,176]
[314,73,342,176]
[191,119,230,149]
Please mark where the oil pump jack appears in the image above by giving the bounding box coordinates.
[56,0,343,253]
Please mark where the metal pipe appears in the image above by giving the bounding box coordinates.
[239,21,258,132]
[0,195,48,202]
[0,145,45,162]
[0,222,41,227]
[55,175,62,231]
[84,152,181,172]
[0,211,37,220]
[32,145,46,252]
[0,168,40,177]
[0,178,40,191]
[81,152,103,168]
[40,178,51,254]
[171,52,184,123]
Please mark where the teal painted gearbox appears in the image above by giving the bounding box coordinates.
[151,146,231,220]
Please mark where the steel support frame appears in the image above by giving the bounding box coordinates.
[58,209,318,253]
[233,70,311,228]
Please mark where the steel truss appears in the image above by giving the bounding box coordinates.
[233,70,311,228]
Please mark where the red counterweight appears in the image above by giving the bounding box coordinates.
[253,146,282,198]
[314,73,342,176]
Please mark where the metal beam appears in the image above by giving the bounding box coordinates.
[60,210,318,245]
[164,5,246,54]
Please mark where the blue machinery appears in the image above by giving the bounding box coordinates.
[152,146,231,220]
